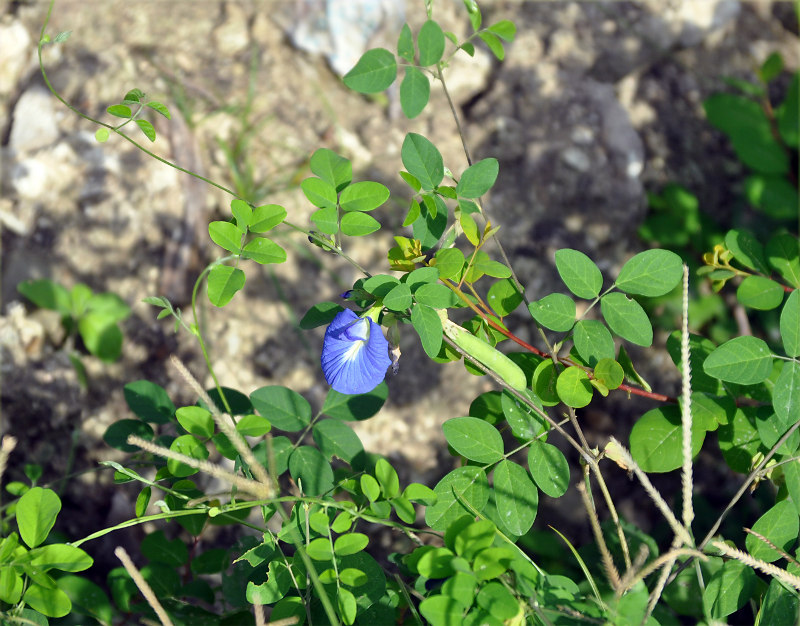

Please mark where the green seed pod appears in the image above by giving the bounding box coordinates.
[437,311,527,391]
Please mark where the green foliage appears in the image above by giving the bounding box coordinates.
[30,3,800,625]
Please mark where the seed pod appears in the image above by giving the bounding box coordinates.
[437,310,527,391]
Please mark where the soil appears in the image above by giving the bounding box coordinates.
[0,0,797,617]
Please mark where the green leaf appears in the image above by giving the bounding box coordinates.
[703,336,773,384]
[615,249,683,297]
[340,181,390,212]
[718,407,765,473]
[383,282,412,311]
[360,474,380,502]
[477,581,519,620]
[135,486,150,517]
[250,386,311,432]
[600,292,653,346]
[443,416,504,463]
[781,290,800,356]
[532,360,560,405]
[725,228,770,274]
[299,301,343,329]
[492,460,538,535]
[528,293,576,332]
[760,578,800,625]
[555,367,593,408]
[736,275,784,310]
[230,199,252,231]
[400,66,430,119]
[168,434,209,477]
[411,303,443,358]
[420,594,464,626]
[106,104,131,118]
[141,530,189,567]
[425,466,490,531]
[456,158,499,199]
[306,537,333,561]
[312,419,365,466]
[146,100,171,118]
[310,148,352,191]
[555,249,603,299]
[471,252,511,279]
[30,543,92,573]
[288,446,334,496]
[24,582,72,618]
[573,320,615,367]
[773,361,800,425]
[176,406,214,438]
[704,93,788,174]
[479,31,505,60]
[418,20,445,66]
[321,383,388,421]
[95,127,109,142]
[630,406,705,473]
[135,119,156,141]
[340,211,380,236]
[487,20,516,41]
[17,278,70,314]
[487,278,523,317]
[364,274,399,297]
[78,313,123,361]
[759,52,783,83]
[402,132,444,190]
[744,175,799,220]
[17,487,61,548]
[334,533,369,557]
[208,220,242,253]
[242,237,287,264]
[594,358,624,391]
[338,587,358,625]
[666,332,721,395]
[746,500,798,562]
[235,414,272,437]
[343,48,397,93]
[397,23,415,61]
[207,265,245,307]
[407,266,440,290]
[414,282,456,308]
[703,559,757,620]
[103,419,154,451]
[501,389,546,440]
[58,575,113,624]
[301,177,337,210]
[528,440,570,498]
[375,457,400,498]
[684,392,735,431]
[250,204,287,232]
[766,232,800,288]
[247,560,291,605]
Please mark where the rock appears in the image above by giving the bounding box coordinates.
[8,86,60,154]
[212,1,250,57]
[9,141,81,202]
[0,19,32,97]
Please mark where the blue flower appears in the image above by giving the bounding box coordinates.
[321,309,391,395]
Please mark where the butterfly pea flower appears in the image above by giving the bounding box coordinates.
[321,309,392,395]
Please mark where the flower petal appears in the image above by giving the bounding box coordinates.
[321,309,391,395]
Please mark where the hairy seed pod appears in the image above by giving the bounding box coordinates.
[437,310,527,391]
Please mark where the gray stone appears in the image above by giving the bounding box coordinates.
[0,19,32,96]
[9,86,60,154]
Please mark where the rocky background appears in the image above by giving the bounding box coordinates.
[0,0,798,587]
